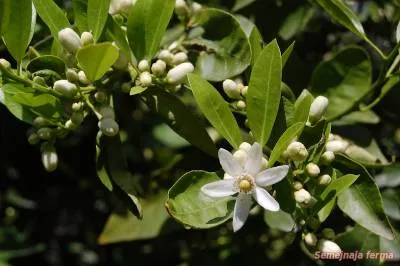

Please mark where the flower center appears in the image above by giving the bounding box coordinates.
[235,174,255,194]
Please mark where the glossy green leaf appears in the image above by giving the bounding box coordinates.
[363,73,400,110]
[98,191,177,244]
[293,89,314,125]
[166,171,234,229]
[335,110,380,125]
[88,0,110,41]
[0,0,11,35]
[382,189,400,221]
[268,122,304,167]
[189,8,251,81]
[282,41,295,68]
[247,40,282,147]
[2,0,36,64]
[33,0,70,41]
[72,0,88,32]
[232,0,255,12]
[315,0,365,39]
[375,164,400,188]
[249,25,263,67]
[279,5,315,40]
[334,155,394,240]
[311,47,372,120]
[27,55,66,74]
[141,87,216,156]
[264,209,295,232]
[105,15,132,63]
[127,0,175,60]
[76,43,119,81]
[187,73,242,149]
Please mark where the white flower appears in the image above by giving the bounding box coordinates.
[201,143,289,232]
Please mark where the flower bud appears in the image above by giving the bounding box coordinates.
[71,111,84,125]
[27,132,40,145]
[72,102,84,112]
[33,116,49,127]
[81,32,94,46]
[65,119,78,130]
[318,239,341,253]
[294,188,311,204]
[325,140,349,153]
[0,58,11,70]
[318,174,332,185]
[320,151,335,165]
[304,233,317,247]
[66,69,79,82]
[286,141,308,162]
[305,163,320,177]
[33,76,46,86]
[222,79,241,99]
[344,145,377,164]
[261,157,269,170]
[240,85,248,97]
[78,71,91,85]
[175,0,188,16]
[172,52,188,65]
[239,142,252,153]
[233,149,247,167]
[94,91,107,103]
[158,50,173,65]
[99,118,119,137]
[191,2,202,14]
[41,143,58,172]
[53,80,78,98]
[138,60,150,72]
[58,28,81,54]
[151,60,167,76]
[37,127,53,140]
[139,71,152,87]
[309,96,329,124]
[235,100,246,110]
[293,181,303,191]
[166,62,194,84]
[99,106,115,119]
[321,228,335,240]
[109,0,135,15]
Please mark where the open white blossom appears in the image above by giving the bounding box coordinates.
[201,142,289,232]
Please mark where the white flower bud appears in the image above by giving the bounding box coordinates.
[309,96,329,123]
[78,71,91,85]
[151,60,167,76]
[99,118,119,137]
[318,174,332,185]
[175,0,188,16]
[304,233,317,247]
[305,163,320,177]
[41,143,58,172]
[293,181,303,191]
[172,52,188,65]
[99,106,115,119]
[233,149,248,167]
[318,239,341,253]
[66,69,79,82]
[94,91,108,103]
[138,60,150,72]
[65,119,78,130]
[222,79,241,99]
[80,31,94,46]
[166,62,194,84]
[321,151,335,165]
[344,145,377,164]
[326,140,349,153]
[109,0,135,15]
[27,133,40,145]
[321,228,335,240]
[261,157,269,170]
[33,116,49,127]
[240,85,248,97]
[37,128,53,140]
[191,2,202,14]
[158,50,173,65]
[53,80,78,98]
[58,28,81,54]
[239,142,252,153]
[71,111,84,125]
[235,100,246,109]
[139,71,152,87]
[72,102,84,112]
[294,188,311,203]
[286,141,308,162]
[0,58,11,70]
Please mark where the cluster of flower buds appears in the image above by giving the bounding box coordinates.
[303,228,340,253]
[58,28,94,55]
[175,0,202,18]
[222,78,248,111]
[308,96,329,124]
[109,0,136,16]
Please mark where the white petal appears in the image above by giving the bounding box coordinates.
[255,165,289,187]
[244,142,262,176]
[218,148,243,176]
[201,179,235,197]
[253,187,279,211]
[232,194,252,232]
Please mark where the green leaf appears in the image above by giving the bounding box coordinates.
[315,0,365,39]
[130,86,147,96]
[141,87,216,156]
[232,0,255,12]
[187,73,242,149]
[375,164,400,188]
[363,73,400,110]
[72,0,88,32]
[166,171,234,229]
[292,89,314,125]
[279,5,315,40]
[88,0,110,41]
[127,0,175,60]
[282,41,295,68]
[2,0,36,64]
[249,25,263,67]
[335,110,380,125]
[247,39,282,147]
[334,155,395,240]
[96,134,142,218]
[264,209,295,232]
[32,0,70,41]
[98,191,178,244]
[105,15,133,63]
[76,43,119,81]
[382,189,400,221]
[268,122,304,167]
[27,55,66,74]
[0,0,11,35]
[310,47,372,120]
[189,8,251,81]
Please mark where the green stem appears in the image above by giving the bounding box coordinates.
[85,97,102,120]
[365,37,387,60]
